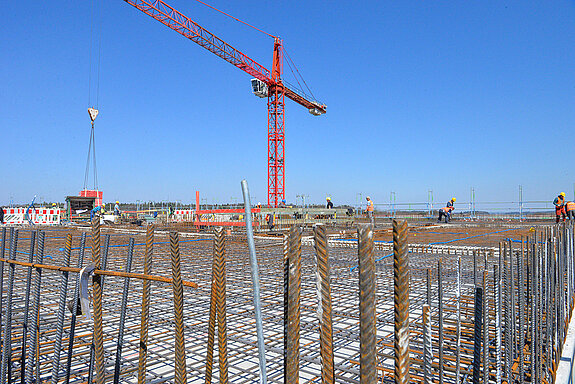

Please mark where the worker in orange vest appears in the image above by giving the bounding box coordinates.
[365,196,375,227]
[554,192,567,223]
[438,206,454,223]
[566,200,575,221]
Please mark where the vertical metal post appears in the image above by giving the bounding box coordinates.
[456,256,461,383]
[426,269,431,306]
[138,224,154,384]
[204,234,218,384]
[282,235,289,384]
[241,180,268,383]
[49,233,73,384]
[438,258,444,383]
[214,227,229,383]
[483,270,489,384]
[494,264,502,384]
[25,231,44,384]
[91,216,105,384]
[473,286,483,384]
[113,238,135,384]
[64,232,87,384]
[313,224,334,384]
[0,227,6,351]
[393,219,410,384]
[518,239,525,383]
[170,232,187,384]
[20,230,36,384]
[1,228,18,383]
[422,305,432,384]
[358,224,377,383]
[286,225,302,384]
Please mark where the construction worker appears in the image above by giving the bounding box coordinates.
[438,206,454,223]
[90,204,105,220]
[265,213,274,230]
[114,201,121,216]
[326,197,333,209]
[365,196,375,226]
[554,192,567,223]
[447,197,456,209]
[566,200,575,221]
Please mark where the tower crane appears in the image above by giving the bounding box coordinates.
[123,0,327,207]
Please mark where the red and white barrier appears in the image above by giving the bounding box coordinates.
[2,207,62,226]
[172,210,194,222]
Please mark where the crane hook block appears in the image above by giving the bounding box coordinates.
[88,107,99,122]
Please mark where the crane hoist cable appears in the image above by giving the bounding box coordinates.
[84,0,103,192]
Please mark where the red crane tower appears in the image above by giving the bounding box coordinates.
[123,0,327,207]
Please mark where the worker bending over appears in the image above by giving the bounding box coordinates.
[90,204,105,220]
[326,197,333,209]
[365,196,375,227]
[438,197,456,223]
[566,200,575,221]
[554,192,566,223]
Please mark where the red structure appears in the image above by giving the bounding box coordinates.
[123,0,326,207]
[79,189,103,206]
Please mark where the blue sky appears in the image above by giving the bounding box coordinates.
[1,1,574,207]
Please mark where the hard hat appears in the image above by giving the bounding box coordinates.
[326,197,331,200]
[366,196,371,200]
[561,192,566,197]
[116,201,119,204]
[452,197,456,202]
[52,203,56,206]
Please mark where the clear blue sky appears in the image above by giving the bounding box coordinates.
[1,1,574,207]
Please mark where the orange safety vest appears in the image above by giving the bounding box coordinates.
[442,207,453,213]
[366,201,374,212]
[566,202,575,212]
[556,196,565,206]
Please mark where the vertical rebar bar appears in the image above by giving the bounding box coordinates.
[1,228,18,383]
[170,231,187,384]
[358,224,377,383]
[91,216,105,384]
[518,239,525,384]
[215,227,229,384]
[473,286,483,384]
[456,256,461,383]
[49,233,73,384]
[313,224,334,384]
[438,258,444,384]
[483,270,489,384]
[283,234,289,384]
[64,232,86,384]
[422,304,432,384]
[494,264,502,384]
[287,225,302,384]
[138,224,154,384]
[113,237,135,384]
[240,179,268,384]
[25,231,44,384]
[0,227,6,351]
[426,268,431,306]
[20,230,36,384]
[204,235,218,384]
[393,219,410,384]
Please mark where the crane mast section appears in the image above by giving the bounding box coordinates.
[124,0,272,83]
